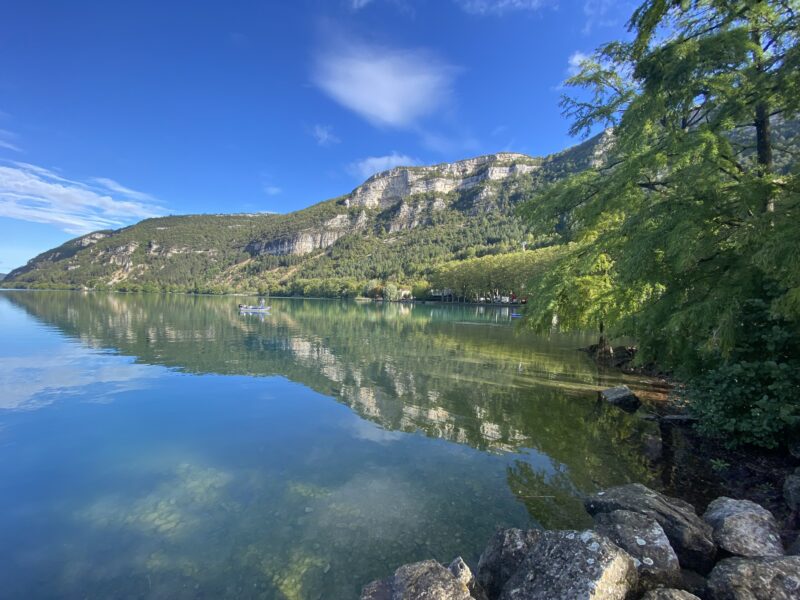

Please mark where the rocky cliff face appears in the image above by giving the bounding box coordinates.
[243,153,537,257]
[346,153,539,210]
[246,211,369,256]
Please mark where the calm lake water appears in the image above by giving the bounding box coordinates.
[0,291,659,599]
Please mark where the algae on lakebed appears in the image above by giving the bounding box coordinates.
[0,292,661,598]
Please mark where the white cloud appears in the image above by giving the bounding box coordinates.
[0,162,164,235]
[91,177,157,202]
[264,185,282,195]
[312,124,341,146]
[0,129,22,153]
[350,0,375,8]
[0,140,22,152]
[567,51,590,76]
[348,152,418,180]
[455,0,545,15]
[312,38,455,128]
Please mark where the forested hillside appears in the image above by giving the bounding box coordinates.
[4,138,603,296]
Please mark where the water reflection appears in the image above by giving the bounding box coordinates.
[0,291,659,599]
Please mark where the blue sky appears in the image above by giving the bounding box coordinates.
[0,0,634,271]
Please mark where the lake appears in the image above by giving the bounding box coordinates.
[0,291,660,599]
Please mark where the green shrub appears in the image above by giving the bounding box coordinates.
[690,300,800,449]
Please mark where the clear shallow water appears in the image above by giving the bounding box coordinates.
[0,291,658,599]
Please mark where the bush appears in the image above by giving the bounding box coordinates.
[690,300,800,449]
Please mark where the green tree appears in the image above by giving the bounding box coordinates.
[521,0,800,445]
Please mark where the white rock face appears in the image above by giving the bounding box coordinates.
[348,153,538,210]
[247,211,368,256]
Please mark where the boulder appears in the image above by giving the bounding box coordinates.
[598,385,641,413]
[784,470,800,513]
[787,536,800,556]
[703,497,784,557]
[706,556,800,600]
[477,528,544,599]
[640,590,701,600]
[677,569,708,597]
[448,557,489,600]
[593,509,681,590]
[484,529,638,600]
[585,483,716,573]
[360,559,477,600]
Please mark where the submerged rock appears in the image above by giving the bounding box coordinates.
[585,483,716,573]
[360,559,477,600]
[598,385,641,413]
[640,590,701,600]
[703,497,784,557]
[593,509,681,590]
[477,528,544,599]
[706,556,800,599]
[480,529,638,600]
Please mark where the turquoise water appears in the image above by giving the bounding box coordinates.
[0,291,658,599]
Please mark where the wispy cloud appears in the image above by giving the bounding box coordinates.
[567,51,591,76]
[349,0,375,8]
[454,0,545,15]
[312,37,456,129]
[583,0,632,33]
[0,162,164,235]
[264,185,282,195]
[312,124,341,146]
[348,152,418,179]
[91,177,157,202]
[0,129,22,153]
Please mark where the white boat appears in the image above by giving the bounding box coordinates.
[239,299,270,312]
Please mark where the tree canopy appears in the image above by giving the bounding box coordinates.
[520,0,800,447]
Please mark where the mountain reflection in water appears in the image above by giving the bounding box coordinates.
[0,291,660,600]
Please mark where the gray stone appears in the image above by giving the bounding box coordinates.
[784,473,800,512]
[787,536,800,556]
[703,497,784,557]
[640,590,701,600]
[476,528,544,599]
[677,569,708,597]
[495,529,638,600]
[360,559,475,600]
[593,509,681,590]
[449,557,488,600]
[585,483,716,573]
[706,556,800,600]
[598,385,641,413]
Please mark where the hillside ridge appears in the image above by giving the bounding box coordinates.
[5,136,603,294]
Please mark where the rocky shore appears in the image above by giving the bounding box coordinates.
[360,385,800,599]
[361,482,800,599]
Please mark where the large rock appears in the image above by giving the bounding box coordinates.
[598,385,641,413]
[640,590,700,600]
[784,469,800,512]
[480,529,638,600]
[703,497,784,557]
[593,509,681,590]
[477,528,544,599]
[361,559,478,600]
[706,556,800,599]
[448,557,489,600]
[585,483,716,572]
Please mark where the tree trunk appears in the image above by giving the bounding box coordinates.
[751,29,774,213]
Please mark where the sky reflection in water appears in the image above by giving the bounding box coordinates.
[0,292,658,599]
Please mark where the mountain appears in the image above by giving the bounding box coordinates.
[5,135,606,295]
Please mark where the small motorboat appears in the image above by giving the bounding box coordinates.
[239,299,271,313]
